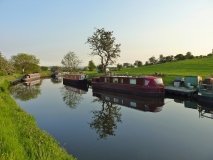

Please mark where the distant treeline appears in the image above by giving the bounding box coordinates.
[144,52,213,66]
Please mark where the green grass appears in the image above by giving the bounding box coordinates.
[40,70,52,77]
[0,79,76,160]
[84,56,213,85]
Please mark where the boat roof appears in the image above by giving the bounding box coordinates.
[24,73,40,76]
[99,75,160,79]
[65,74,86,76]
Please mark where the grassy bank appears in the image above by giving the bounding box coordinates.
[0,78,76,160]
[85,56,213,85]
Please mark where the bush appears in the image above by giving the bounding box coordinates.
[0,71,7,76]
[40,66,48,71]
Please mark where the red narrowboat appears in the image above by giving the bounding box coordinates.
[22,73,40,82]
[92,75,165,97]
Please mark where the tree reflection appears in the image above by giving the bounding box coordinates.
[10,82,41,101]
[60,85,84,109]
[89,98,122,140]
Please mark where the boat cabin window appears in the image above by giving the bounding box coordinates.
[114,98,119,103]
[121,99,123,104]
[121,78,123,83]
[105,96,110,101]
[130,102,136,107]
[130,79,136,84]
[144,79,150,86]
[74,76,76,79]
[105,78,109,82]
[200,84,212,90]
[154,78,163,84]
[113,78,118,83]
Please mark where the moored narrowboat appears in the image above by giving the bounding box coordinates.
[51,71,62,78]
[92,75,165,97]
[198,78,213,104]
[63,74,88,86]
[22,73,40,82]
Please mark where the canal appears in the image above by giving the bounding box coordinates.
[10,78,213,160]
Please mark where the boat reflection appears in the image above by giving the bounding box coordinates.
[64,84,88,94]
[51,77,62,84]
[23,79,41,86]
[167,95,213,119]
[60,84,87,109]
[92,89,164,113]
[10,79,41,101]
[197,101,213,119]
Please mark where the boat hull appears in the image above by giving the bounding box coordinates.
[92,82,165,97]
[63,78,88,87]
[198,95,213,105]
[22,77,40,82]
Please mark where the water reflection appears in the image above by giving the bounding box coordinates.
[50,77,62,84]
[10,80,41,101]
[89,95,122,140]
[89,89,165,140]
[11,80,213,159]
[93,89,165,113]
[197,105,213,119]
[60,84,87,109]
[166,94,213,120]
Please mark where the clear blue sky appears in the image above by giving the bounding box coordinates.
[1,0,213,66]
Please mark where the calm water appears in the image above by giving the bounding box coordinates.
[10,79,213,160]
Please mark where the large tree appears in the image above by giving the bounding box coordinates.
[0,52,15,75]
[86,28,121,75]
[10,53,40,74]
[61,51,83,73]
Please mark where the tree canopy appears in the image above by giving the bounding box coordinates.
[117,63,123,70]
[50,66,62,73]
[88,60,96,71]
[86,28,121,75]
[61,51,83,73]
[40,66,48,71]
[10,53,40,74]
[0,52,15,75]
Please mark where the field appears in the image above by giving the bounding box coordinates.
[84,56,213,85]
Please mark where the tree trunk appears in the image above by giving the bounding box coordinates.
[103,65,107,75]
